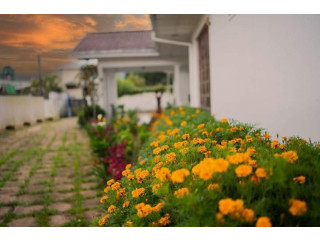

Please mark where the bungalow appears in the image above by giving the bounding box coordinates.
[72,14,320,141]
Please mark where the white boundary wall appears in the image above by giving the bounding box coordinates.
[0,92,66,129]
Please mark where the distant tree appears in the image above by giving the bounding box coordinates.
[126,73,146,87]
[137,72,167,85]
[1,66,15,80]
[30,75,62,98]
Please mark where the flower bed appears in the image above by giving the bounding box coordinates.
[97,106,320,227]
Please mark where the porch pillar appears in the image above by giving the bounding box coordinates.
[173,64,181,106]
[102,69,117,117]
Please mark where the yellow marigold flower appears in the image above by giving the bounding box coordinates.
[116,188,126,199]
[100,196,108,204]
[152,183,162,193]
[103,186,109,194]
[230,147,237,153]
[219,198,235,215]
[255,168,268,178]
[153,202,165,212]
[245,135,253,143]
[220,118,228,123]
[153,147,162,155]
[165,118,173,126]
[122,201,130,208]
[111,182,121,190]
[180,121,187,127]
[192,158,229,181]
[107,179,115,186]
[196,109,201,114]
[132,188,145,198]
[154,155,161,163]
[158,213,171,226]
[150,140,160,147]
[136,170,149,183]
[246,147,256,156]
[227,153,251,165]
[293,176,306,184]
[165,152,176,163]
[98,214,110,226]
[125,221,133,227]
[182,133,190,140]
[202,131,209,137]
[174,141,183,149]
[108,205,116,213]
[155,167,171,182]
[171,168,190,183]
[158,134,167,142]
[198,123,205,130]
[271,140,279,149]
[122,169,130,177]
[207,183,219,190]
[256,216,272,227]
[127,174,134,181]
[135,203,153,218]
[197,145,207,153]
[230,126,238,133]
[174,188,189,198]
[235,164,252,178]
[125,164,132,170]
[204,151,212,157]
[161,145,169,151]
[289,199,307,216]
[241,208,255,223]
[180,147,189,154]
[280,151,298,163]
[167,128,179,136]
[192,137,205,144]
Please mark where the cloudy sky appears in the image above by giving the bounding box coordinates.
[0,14,151,79]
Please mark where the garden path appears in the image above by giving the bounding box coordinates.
[0,118,103,226]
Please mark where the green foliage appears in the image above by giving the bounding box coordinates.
[77,105,106,127]
[29,75,62,98]
[97,107,320,227]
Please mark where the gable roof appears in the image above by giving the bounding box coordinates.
[72,30,158,59]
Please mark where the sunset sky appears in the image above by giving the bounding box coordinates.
[0,14,151,80]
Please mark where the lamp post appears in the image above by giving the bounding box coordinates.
[155,89,164,114]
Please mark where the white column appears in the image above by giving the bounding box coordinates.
[179,66,190,105]
[103,69,117,117]
[173,64,181,106]
[188,44,200,107]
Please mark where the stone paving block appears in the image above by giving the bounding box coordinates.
[13,205,43,215]
[82,198,100,209]
[55,183,74,191]
[0,206,11,218]
[50,202,72,212]
[54,176,73,184]
[8,217,37,227]
[49,214,71,226]
[83,210,101,222]
[16,194,44,203]
[51,191,74,201]
[0,186,21,195]
[80,190,97,198]
[25,184,48,193]
[0,194,17,204]
[81,182,97,189]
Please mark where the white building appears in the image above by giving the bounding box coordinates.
[72,15,320,141]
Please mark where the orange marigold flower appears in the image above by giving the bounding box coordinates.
[219,198,235,215]
[230,127,238,133]
[256,216,272,227]
[153,147,162,155]
[100,196,108,204]
[197,145,207,153]
[111,182,121,190]
[255,168,268,178]
[196,109,201,114]
[192,137,205,144]
[280,151,298,163]
[155,167,171,182]
[152,183,162,193]
[182,133,190,140]
[271,140,279,149]
[158,213,171,226]
[216,212,225,224]
[132,188,145,198]
[207,183,219,190]
[241,208,255,223]
[136,170,149,183]
[245,135,253,143]
[98,214,110,226]
[103,186,110,194]
[135,202,153,218]
[153,202,165,212]
[198,123,205,130]
[180,147,189,154]
[235,164,252,178]
[246,147,256,156]
[108,205,116,213]
[220,118,228,123]
[127,174,134,181]
[293,176,306,184]
[171,168,190,183]
[226,152,251,165]
[180,121,187,127]
[192,158,229,181]
[154,155,161,163]
[125,221,133,227]
[165,152,176,163]
[116,188,126,199]
[122,201,130,208]
[107,179,115,186]
[174,188,189,198]
[150,140,160,147]
[289,199,307,216]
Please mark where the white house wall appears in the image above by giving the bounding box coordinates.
[208,14,320,141]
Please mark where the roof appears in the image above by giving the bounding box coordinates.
[72,30,158,59]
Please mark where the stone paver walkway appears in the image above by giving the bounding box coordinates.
[0,118,103,226]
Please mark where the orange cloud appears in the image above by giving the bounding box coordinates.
[114,14,151,30]
[0,15,97,53]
